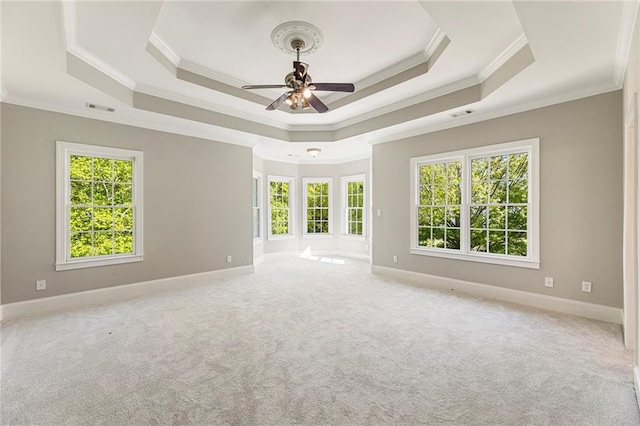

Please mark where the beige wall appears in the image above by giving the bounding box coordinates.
[1,104,253,304]
[372,91,623,308]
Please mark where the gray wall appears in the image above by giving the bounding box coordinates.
[1,104,253,304]
[373,91,623,308]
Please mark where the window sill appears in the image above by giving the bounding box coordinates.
[268,234,295,241]
[340,234,366,242]
[302,233,334,239]
[56,254,143,271]
[409,248,540,269]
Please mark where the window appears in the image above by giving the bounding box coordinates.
[410,138,539,269]
[252,171,262,241]
[268,175,294,239]
[341,175,366,237]
[303,178,332,236]
[56,141,143,271]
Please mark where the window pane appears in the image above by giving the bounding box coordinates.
[489,206,506,229]
[252,209,260,238]
[418,207,431,227]
[508,179,528,203]
[432,207,445,227]
[470,230,487,252]
[70,181,91,205]
[447,162,462,183]
[433,185,446,205]
[70,232,92,258]
[432,228,445,248]
[470,206,487,229]
[433,164,446,185]
[70,155,92,180]
[420,165,432,185]
[114,183,132,206]
[93,182,113,206]
[507,206,527,231]
[446,228,460,249]
[471,181,488,204]
[419,185,432,205]
[472,158,489,182]
[446,184,461,205]
[115,231,133,254]
[94,231,114,255]
[489,180,507,204]
[93,208,113,231]
[418,227,431,247]
[509,153,528,180]
[490,155,508,180]
[114,208,133,231]
[93,158,113,181]
[113,160,133,183]
[488,231,506,254]
[70,207,92,232]
[446,206,460,228]
[507,231,527,256]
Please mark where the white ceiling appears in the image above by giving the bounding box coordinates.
[1,1,636,163]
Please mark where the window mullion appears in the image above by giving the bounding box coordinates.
[461,154,471,255]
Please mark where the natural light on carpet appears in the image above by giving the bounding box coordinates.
[299,247,346,264]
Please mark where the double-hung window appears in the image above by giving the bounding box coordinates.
[268,175,294,239]
[303,178,332,236]
[341,175,365,237]
[410,138,539,268]
[56,141,143,271]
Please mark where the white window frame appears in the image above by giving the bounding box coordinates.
[56,141,144,271]
[267,175,295,240]
[252,171,263,244]
[410,138,540,269]
[341,174,366,240]
[302,177,333,238]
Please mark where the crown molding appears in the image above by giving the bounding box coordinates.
[368,81,619,146]
[614,0,640,87]
[148,32,180,67]
[253,150,370,166]
[478,33,528,82]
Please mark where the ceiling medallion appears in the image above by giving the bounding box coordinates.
[271,21,323,56]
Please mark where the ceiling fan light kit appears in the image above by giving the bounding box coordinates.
[306,148,322,158]
[242,21,355,113]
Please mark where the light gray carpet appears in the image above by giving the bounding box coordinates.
[1,254,638,425]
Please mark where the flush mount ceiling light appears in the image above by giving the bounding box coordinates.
[306,148,321,158]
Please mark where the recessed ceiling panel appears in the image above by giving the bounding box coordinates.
[153,1,439,86]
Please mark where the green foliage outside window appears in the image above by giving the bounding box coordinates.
[306,182,329,233]
[270,181,290,235]
[69,155,134,258]
[417,161,461,249]
[470,153,528,256]
[346,181,364,235]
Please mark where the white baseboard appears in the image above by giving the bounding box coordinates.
[0,305,3,322]
[372,265,623,324]
[636,367,640,412]
[0,265,254,320]
[253,255,265,267]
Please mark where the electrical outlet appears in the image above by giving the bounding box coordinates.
[545,277,554,288]
[582,281,592,293]
[393,255,398,263]
[36,280,46,291]
[226,255,232,263]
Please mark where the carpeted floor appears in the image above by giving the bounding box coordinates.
[1,254,638,425]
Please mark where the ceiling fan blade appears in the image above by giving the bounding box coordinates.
[307,93,329,113]
[242,84,289,90]
[266,91,292,110]
[311,83,355,92]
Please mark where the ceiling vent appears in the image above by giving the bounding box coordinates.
[86,102,115,113]
[450,109,474,118]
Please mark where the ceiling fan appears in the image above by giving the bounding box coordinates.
[241,38,355,113]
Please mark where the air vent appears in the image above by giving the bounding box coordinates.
[86,102,115,113]
[450,109,474,118]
